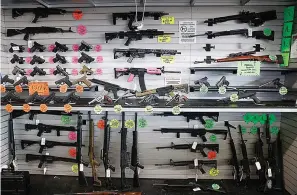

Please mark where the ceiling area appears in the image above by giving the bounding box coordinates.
[1,0,296,8]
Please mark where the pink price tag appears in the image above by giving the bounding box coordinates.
[48,56,54,64]
[26,69,33,75]
[115,68,128,72]
[96,68,103,75]
[147,68,160,74]
[48,44,55,52]
[95,45,102,52]
[68,132,77,140]
[49,68,55,75]
[127,74,135,82]
[25,57,32,64]
[27,48,31,53]
[96,56,103,63]
[77,25,87,35]
[72,69,78,76]
[72,44,79,52]
[72,56,78,64]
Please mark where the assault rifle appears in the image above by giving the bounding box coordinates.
[30,55,45,65]
[225,121,241,185]
[53,65,68,76]
[265,115,273,192]
[30,66,46,77]
[156,142,219,157]
[113,12,169,30]
[114,48,181,63]
[204,10,277,26]
[188,29,274,40]
[9,43,25,53]
[12,8,81,23]
[78,52,94,63]
[79,41,92,51]
[53,42,68,52]
[30,41,46,52]
[219,91,262,104]
[12,66,26,76]
[114,67,181,91]
[239,125,251,187]
[7,27,74,41]
[1,75,14,84]
[53,53,67,64]
[272,133,284,191]
[132,84,188,98]
[131,113,144,187]
[105,29,175,46]
[26,154,88,168]
[101,112,116,189]
[194,55,283,64]
[10,54,24,64]
[1,91,20,102]
[21,140,80,153]
[88,111,101,187]
[154,112,219,125]
[25,123,76,137]
[154,128,228,141]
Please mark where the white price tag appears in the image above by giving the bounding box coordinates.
[12,46,19,51]
[193,187,201,191]
[46,152,49,155]
[16,76,20,81]
[248,29,253,37]
[268,168,272,177]
[194,125,199,129]
[40,56,44,59]
[194,158,198,167]
[106,168,111,178]
[41,138,45,146]
[35,120,39,125]
[80,164,84,171]
[255,162,261,170]
[28,41,33,48]
[192,142,198,150]
[43,167,47,174]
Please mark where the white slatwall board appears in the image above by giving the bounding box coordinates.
[1,110,10,166]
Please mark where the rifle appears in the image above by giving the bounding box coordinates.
[88,111,101,187]
[8,113,17,170]
[28,110,72,120]
[79,41,92,51]
[188,29,274,40]
[25,123,76,137]
[114,48,181,63]
[53,53,67,64]
[105,29,175,46]
[153,112,219,125]
[30,55,45,65]
[238,125,251,187]
[225,121,241,185]
[133,84,188,98]
[219,91,262,104]
[153,128,228,141]
[12,8,81,23]
[30,66,46,77]
[114,67,181,91]
[7,26,74,41]
[30,41,46,52]
[25,154,88,168]
[62,91,80,104]
[10,54,24,64]
[80,65,94,75]
[53,65,68,76]
[156,142,219,157]
[204,10,277,26]
[264,114,273,192]
[1,75,14,84]
[2,91,20,102]
[131,113,144,187]
[254,128,266,191]
[272,133,284,191]
[21,140,80,153]
[101,111,116,189]
[72,75,92,87]
[12,66,26,76]
[113,12,169,30]
[58,192,142,195]
[52,42,69,52]
[13,76,28,86]
[194,55,283,64]
[78,52,94,63]
[55,76,73,87]
[9,43,25,53]
[90,79,135,99]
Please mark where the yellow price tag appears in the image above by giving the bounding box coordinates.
[158,35,171,43]
[161,56,175,64]
[161,16,175,24]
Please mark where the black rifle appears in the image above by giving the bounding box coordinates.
[78,52,94,63]
[239,125,251,187]
[30,66,46,77]
[153,112,219,125]
[120,112,132,190]
[219,91,261,105]
[25,154,88,168]
[225,121,241,185]
[79,41,92,51]
[131,113,144,187]
[1,75,14,84]
[90,79,135,99]
[55,76,73,87]
[28,110,72,120]
[53,53,67,64]
[189,29,274,41]
[62,91,80,104]
[21,140,80,153]
[53,65,68,76]
[30,55,45,65]
[12,66,26,76]
[254,128,266,191]
[101,111,116,189]
[105,29,175,46]
[113,12,169,30]
[12,8,81,23]
[114,48,181,63]
[8,113,17,170]
[204,10,277,26]
[10,54,24,64]
[2,91,20,102]
[9,43,25,53]
[156,142,219,157]
[30,41,46,52]
[264,115,273,192]
[272,133,284,191]
[7,26,74,41]
[53,42,68,52]
[13,76,28,86]
[25,123,76,137]
[154,128,228,141]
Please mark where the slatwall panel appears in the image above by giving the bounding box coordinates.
[1,110,10,166]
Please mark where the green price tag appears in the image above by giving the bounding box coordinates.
[204,119,214,129]
[281,38,292,52]
[200,85,208,94]
[280,53,290,67]
[250,126,258,135]
[61,116,71,124]
[283,22,293,37]
[241,126,247,134]
[138,118,147,128]
[209,134,217,142]
[284,6,295,22]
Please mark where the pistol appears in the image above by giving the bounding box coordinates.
[10,54,25,64]
[53,53,67,64]
[62,91,80,103]
[30,66,46,77]
[30,55,45,65]
[2,91,20,102]
[72,75,92,87]
[30,41,46,52]
[25,91,44,103]
[9,43,25,53]
[53,65,68,76]
[52,42,68,52]
[55,76,72,87]
[78,52,94,63]
[1,75,14,84]
[79,41,92,51]
[13,76,28,86]
[79,65,93,75]
[12,66,26,75]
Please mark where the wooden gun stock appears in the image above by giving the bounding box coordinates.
[217,55,283,64]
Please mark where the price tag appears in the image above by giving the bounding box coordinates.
[255,161,261,170]
[36,120,40,125]
[43,167,47,175]
[200,85,208,94]
[22,104,31,112]
[145,106,153,113]
[230,94,239,102]
[46,152,49,155]
[172,106,181,115]
[237,61,261,76]
[125,119,135,128]
[28,41,33,48]
[71,164,78,173]
[194,158,198,167]
[279,87,288,95]
[218,86,226,94]
[268,168,272,177]
[12,46,19,51]
[248,29,253,37]
[161,56,175,64]
[158,35,171,43]
[94,105,103,114]
[80,164,84,171]
[114,105,123,113]
[59,84,68,93]
[106,169,111,178]
[161,16,175,24]
[40,104,48,113]
[64,104,72,113]
[5,104,14,113]
[0,85,6,93]
[192,142,198,150]
[28,82,50,96]
[193,187,201,192]
[41,138,45,146]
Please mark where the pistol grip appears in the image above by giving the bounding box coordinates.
[39,145,45,153]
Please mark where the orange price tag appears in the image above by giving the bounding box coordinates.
[15,85,23,93]
[73,9,83,20]
[75,85,84,93]
[40,104,48,113]
[1,85,6,93]
[97,120,105,130]
[28,82,49,96]
[64,104,72,113]
[59,84,68,93]
[5,104,13,113]
[23,104,31,113]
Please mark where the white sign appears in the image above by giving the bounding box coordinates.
[164,77,181,86]
[179,21,196,44]
[291,33,297,58]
